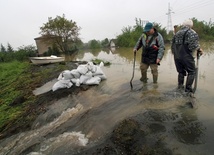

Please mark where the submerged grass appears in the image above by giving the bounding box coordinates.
[92,58,111,66]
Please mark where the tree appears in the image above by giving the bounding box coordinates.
[153,23,168,42]
[7,43,14,53]
[89,39,101,49]
[1,44,6,52]
[17,45,37,52]
[101,38,109,48]
[40,14,81,54]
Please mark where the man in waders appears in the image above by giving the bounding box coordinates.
[133,22,165,84]
[171,19,203,95]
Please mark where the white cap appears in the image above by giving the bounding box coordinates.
[182,19,193,28]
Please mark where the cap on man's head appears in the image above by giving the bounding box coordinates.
[182,19,193,28]
[143,22,153,32]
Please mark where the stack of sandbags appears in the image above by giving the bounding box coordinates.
[52,62,107,91]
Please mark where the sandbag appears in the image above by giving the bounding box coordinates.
[71,78,81,87]
[62,70,74,80]
[86,61,95,71]
[92,66,107,80]
[52,79,73,91]
[58,70,73,80]
[85,76,101,85]
[77,65,89,75]
[79,71,93,84]
[75,79,81,86]
[99,61,104,67]
[52,61,107,91]
[57,73,63,80]
[70,69,81,79]
[94,74,107,80]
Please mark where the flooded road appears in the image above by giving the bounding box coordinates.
[0,43,214,155]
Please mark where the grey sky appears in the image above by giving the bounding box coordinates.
[1,0,214,49]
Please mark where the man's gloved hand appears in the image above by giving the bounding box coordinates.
[197,48,203,55]
[133,49,137,53]
[156,58,161,65]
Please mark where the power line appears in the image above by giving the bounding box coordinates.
[146,0,214,29]
[172,0,214,16]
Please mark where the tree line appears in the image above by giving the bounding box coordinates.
[1,15,214,62]
[116,17,214,47]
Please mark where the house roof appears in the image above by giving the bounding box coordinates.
[34,35,60,40]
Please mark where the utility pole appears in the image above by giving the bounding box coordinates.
[140,19,149,27]
[166,3,174,34]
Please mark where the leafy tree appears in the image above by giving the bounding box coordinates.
[153,23,168,42]
[132,18,144,40]
[43,43,61,56]
[117,26,133,47]
[0,45,37,62]
[15,45,38,61]
[1,44,6,52]
[101,38,109,48]
[116,18,145,47]
[88,39,101,49]
[39,14,81,55]
[7,43,14,53]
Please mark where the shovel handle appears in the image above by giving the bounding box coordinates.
[130,52,136,89]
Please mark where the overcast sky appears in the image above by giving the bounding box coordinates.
[1,0,214,49]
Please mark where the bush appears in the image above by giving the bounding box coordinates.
[0,45,37,62]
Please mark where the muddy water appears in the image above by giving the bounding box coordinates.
[0,43,214,155]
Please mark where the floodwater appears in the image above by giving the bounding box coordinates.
[0,43,214,155]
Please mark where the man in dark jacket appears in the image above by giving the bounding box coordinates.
[133,22,165,83]
[171,19,203,93]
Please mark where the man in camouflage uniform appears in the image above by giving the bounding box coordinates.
[133,22,165,84]
[171,19,203,93]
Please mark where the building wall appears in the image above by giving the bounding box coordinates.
[34,36,55,56]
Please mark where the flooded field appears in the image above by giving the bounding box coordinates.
[0,43,214,155]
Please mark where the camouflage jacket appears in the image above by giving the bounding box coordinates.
[171,26,200,53]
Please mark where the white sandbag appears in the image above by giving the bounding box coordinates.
[71,78,77,84]
[85,76,101,85]
[70,69,81,79]
[57,72,64,80]
[70,78,80,87]
[87,61,95,71]
[77,65,89,75]
[90,65,97,73]
[75,79,81,87]
[92,66,104,75]
[79,71,93,84]
[99,61,104,67]
[90,62,104,73]
[62,70,74,80]
[52,79,73,91]
[92,66,107,80]
[57,70,70,80]
[94,74,107,80]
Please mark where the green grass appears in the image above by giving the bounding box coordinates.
[0,60,71,133]
[0,61,29,104]
[0,61,30,128]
